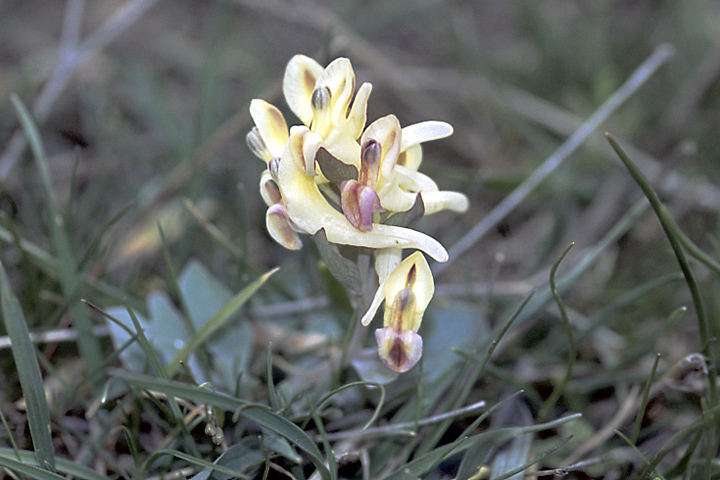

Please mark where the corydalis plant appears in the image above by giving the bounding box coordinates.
[248,55,468,372]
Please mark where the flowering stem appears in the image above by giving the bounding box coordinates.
[335,252,373,383]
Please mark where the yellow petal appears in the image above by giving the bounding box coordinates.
[249,99,289,159]
[400,121,453,152]
[421,191,470,214]
[347,82,372,139]
[361,249,402,326]
[283,55,324,125]
[259,170,282,207]
[379,167,468,215]
[302,131,322,176]
[322,127,362,168]
[395,166,439,193]
[315,57,356,126]
[396,143,423,171]
[383,251,434,332]
[361,115,401,193]
[375,327,423,372]
[279,127,449,262]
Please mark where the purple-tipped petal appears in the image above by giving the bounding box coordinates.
[341,180,380,232]
[266,204,302,250]
[375,327,423,372]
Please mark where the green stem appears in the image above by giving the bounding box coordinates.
[538,243,576,421]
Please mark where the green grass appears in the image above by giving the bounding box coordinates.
[1,1,720,479]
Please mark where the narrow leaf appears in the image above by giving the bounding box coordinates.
[10,93,102,374]
[0,261,55,471]
[315,147,358,183]
[383,194,425,227]
[606,133,717,406]
[0,448,107,480]
[113,371,330,480]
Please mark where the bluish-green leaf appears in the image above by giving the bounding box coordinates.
[166,267,277,377]
[315,147,358,183]
[179,260,254,387]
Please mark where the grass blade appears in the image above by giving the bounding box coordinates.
[0,261,55,471]
[538,243,576,421]
[113,370,331,480]
[438,44,674,275]
[606,133,717,408]
[10,93,103,378]
[0,448,107,480]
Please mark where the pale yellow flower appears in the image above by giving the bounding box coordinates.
[373,251,434,372]
[339,114,468,234]
[276,126,449,261]
[247,55,470,374]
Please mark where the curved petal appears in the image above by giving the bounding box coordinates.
[400,121,453,152]
[361,249,402,326]
[361,115,402,191]
[266,204,302,250]
[394,166,439,193]
[421,191,470,214]
[397,143,423,171]
[323,127,362,168]
[301,131,322,176]
[283,55,324,125]
[378,184,417,213]
[315,57,356,126]
[246,127,270,162]
[383,251,434,332]
[249,99,289,159]
[279,128,449,262]
[259,170,282,207]
[347,82,372,139]
[375,327,422,372]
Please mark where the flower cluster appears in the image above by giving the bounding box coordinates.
[248,55,468,372]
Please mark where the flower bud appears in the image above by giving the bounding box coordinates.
[375,327,422,372]
[359,138,381,187]
[268,157,281,182]
[246,127,270,161]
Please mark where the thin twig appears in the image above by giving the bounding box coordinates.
[0,325,110,350]
[434,44,675,275]
[316,399,487,442]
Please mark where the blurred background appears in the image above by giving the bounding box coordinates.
[1,0,720,477]
[2,1,719,286]
[2,0,719,287]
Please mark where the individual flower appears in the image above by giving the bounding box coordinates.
[373,251,434,372]
[283,55,371,165]
[339,114,468,233]
[276,126,450,261]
